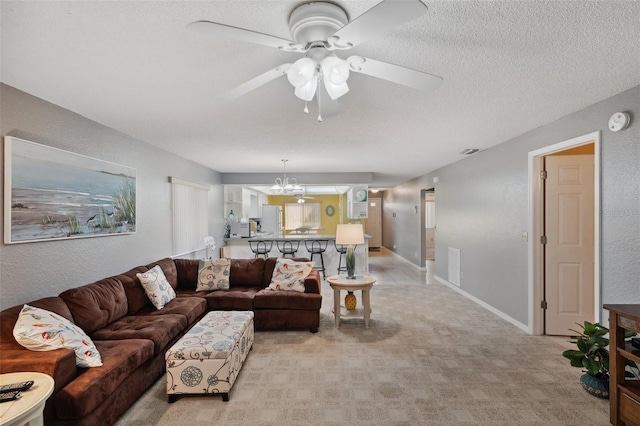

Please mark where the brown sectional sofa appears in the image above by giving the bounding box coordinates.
[0,256,321,426]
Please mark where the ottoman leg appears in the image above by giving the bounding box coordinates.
[168,394,178,403]
[221,393,229,402]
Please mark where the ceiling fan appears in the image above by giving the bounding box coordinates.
[188,0,442,121]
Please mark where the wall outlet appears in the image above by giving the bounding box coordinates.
[414,251,418,258]
[521,231,528,242]
[393,244,397,249]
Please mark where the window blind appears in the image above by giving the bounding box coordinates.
[284,202,321,230]
[169,177,209,256]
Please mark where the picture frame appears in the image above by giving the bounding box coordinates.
[325,205,335,216]
[3,136,136,244]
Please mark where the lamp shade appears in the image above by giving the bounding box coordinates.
[335,224,365,246]
[294,75,318,101]
[287,57,316,88]
[321,56,349,85]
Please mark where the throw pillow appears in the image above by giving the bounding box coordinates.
[13,304,103,368]
[136,265,176,310]
[196,259,231,291]
[269,258,314,292]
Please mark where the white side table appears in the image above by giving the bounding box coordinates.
[327,275,376,328]
[0,372,54,426]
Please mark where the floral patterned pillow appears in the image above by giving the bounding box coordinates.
[196,259,231,291]
[269,259,314,292]
[13,304,103,368]
[137,265,176,309]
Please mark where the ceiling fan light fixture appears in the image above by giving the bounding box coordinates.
[287,57,316,88]
[294,75,318,101]
[324,79,349,100]
[321,56,349,85]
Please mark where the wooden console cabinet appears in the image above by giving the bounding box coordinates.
[604,304,640,425]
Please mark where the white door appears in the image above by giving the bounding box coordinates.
[544,154,594,335]
[425,196,435,260]
[365,198,382,248]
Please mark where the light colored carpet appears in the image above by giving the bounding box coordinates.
[114,250,609,425]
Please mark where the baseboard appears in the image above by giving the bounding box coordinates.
[434,274,530,334]
[379,247,426,271]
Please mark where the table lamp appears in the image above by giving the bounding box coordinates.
[335,223,365,279]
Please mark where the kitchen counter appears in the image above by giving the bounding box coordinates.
[222,233,370,276]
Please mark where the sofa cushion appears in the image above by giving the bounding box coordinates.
[136,265,176,310]
[230,258,265,288]
[174,258,199,290]
[253,289,323,310]
[196,259,231,291]
[13,305,103,368]
[204,287,261,310]
[59,277,128,334]
[136,296,207,325]
[262,257,278,286]
[148,258,178,289]
[116,265,150,315]
[90,314,187,355]
[53,339,154,420]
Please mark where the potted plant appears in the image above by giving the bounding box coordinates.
[562,321,637,399]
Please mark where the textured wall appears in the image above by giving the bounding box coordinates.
[383,85,640,325]
[0,84,224,310]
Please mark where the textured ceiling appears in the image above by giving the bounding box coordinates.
[2,1,639,188]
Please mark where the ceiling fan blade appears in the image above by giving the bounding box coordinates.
[347,56,442,92]
[317,81,340,119]
[188,21,306,52]
[221,64,292,101]
[327,0,428,50]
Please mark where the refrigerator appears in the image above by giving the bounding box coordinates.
[260,205,282,235]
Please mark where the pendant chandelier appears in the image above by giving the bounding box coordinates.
[271,160,304,194]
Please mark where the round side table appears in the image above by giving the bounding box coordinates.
[327,275,376,328]
[0,372,54,426]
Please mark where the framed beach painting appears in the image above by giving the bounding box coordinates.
[3,136,136,244]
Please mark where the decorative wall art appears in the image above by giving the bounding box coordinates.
[3,136,136,244]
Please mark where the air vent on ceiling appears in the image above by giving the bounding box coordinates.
[459,148,479,155]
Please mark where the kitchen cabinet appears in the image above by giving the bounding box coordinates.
[224,186,242,219]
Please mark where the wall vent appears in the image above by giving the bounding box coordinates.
[448,247,461,286]
[459,148,479,155]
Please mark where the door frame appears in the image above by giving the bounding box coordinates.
[527,131,600,335]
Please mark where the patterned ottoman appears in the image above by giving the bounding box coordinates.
[166,310,254,402]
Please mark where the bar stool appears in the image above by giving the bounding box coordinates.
[304,239,328,279]
[335,241,348,275]
[249,240,272,259]
[276,240,299,258]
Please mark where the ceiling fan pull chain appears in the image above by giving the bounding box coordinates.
[317,81,323,122]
